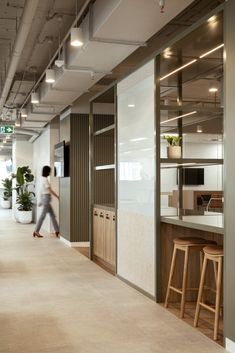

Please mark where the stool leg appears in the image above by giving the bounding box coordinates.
[165,245,177,308]
[194,255,208,327]
[180,247,189,318]
[214,257,222,341]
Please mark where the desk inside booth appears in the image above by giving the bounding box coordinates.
[170,190,223,212]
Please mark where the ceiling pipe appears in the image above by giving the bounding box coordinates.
[0,0,40,113]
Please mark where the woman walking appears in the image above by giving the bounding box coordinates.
[33,165,59,238]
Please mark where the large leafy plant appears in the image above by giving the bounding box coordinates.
[13,166,35,211]
[2,177,12,200]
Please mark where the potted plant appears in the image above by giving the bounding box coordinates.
[14,166,35,223]
[1,177,12,209]
[163,135,182,159]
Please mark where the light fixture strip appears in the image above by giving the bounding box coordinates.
[160,43,224,82]
[160,111,197,125]
[160,59,197,81]
[199,43,224,59]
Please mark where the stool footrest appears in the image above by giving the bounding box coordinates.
[199,302,216,313]
[170,286,198,294]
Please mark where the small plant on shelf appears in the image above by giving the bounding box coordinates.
[163,135,182,146]
[163,135,182,159]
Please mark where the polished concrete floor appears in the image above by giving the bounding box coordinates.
[0,210,226,353]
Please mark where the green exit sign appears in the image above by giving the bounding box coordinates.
[0,126,14,134]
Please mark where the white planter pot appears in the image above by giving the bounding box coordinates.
[1,198,11,209]
[167,146,181,159]
[17,210,32,224]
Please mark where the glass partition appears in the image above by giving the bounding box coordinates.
[117,60,156,296]
[159,12,224,221]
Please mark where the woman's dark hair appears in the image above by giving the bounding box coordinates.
[42,165,51,177]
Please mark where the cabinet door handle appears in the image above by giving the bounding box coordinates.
[100,213,104,218]
[106,214,110,219]
[113,216,115,221]
[94,211,98,216]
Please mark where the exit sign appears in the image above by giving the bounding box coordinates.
[0,126,14,134]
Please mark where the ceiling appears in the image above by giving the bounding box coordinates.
[0,0,224,156]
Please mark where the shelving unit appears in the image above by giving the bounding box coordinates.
[89,86,116,273]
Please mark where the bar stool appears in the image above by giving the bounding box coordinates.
[194,245,223,341]
[165,237,216,318]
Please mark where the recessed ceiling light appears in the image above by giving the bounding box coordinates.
[128,104,135,108]
[208,15,217,23]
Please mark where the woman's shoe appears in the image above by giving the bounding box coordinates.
[33,232,43,238]
[55,232,60,238]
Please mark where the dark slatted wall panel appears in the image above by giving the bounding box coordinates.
[93,114,115,205]
[70,114,89,242]
[94,115,114,132]
[94,170,115,205]
[94,135,114,166]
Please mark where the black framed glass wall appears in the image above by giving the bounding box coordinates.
[158,12,224,218]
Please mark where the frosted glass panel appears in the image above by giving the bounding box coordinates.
[117,60,155,296]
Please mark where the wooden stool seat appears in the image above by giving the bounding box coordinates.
[203,245,223,256]
[165,237,217,319]
[174,237,216,246]
[194,245,223,340]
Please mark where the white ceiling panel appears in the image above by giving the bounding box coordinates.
[53,69,103,92]
[93,0,194,42]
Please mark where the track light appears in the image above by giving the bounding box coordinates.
[45,69,56,83]
[21,108,27,117]
[209,80,219,93]
[70,27,84,47]
[15,119,21,127]
[197,125,203,133]
[31,92,39,104]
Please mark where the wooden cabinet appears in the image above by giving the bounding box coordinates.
[93,207,116,271]
[93,208,105,258]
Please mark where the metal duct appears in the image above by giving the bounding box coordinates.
[0,0,40,112]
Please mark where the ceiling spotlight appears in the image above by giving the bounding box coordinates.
[21,108,27,117]
[31,92,39,104]
[3,140,6,144]
[46,69,55,83]
[197,125,203,133]
[209,80,219,93]
[55,59,64,68]
[15,119,21,127]
[70,27,84,47]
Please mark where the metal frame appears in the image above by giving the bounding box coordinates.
[89,84,117,273]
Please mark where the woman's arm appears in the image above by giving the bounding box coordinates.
[48,187,59,199]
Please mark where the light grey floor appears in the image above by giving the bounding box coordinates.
[0,210,227,353]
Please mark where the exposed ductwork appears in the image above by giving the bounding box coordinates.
[0,0,40,113]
